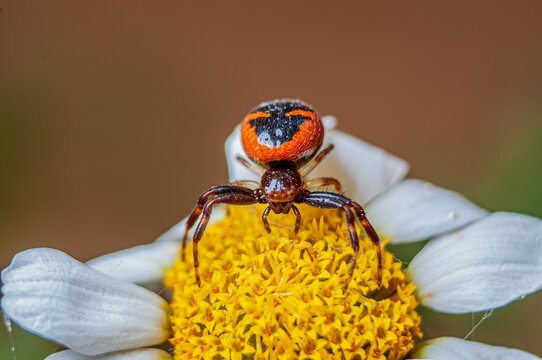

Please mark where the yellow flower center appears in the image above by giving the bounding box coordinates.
[164,205,422,360]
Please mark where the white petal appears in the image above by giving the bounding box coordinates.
[45,348,172,360]
[308,129,409,204]
[321,114,338,129]
[1,248,170,355]
[89,206,226,285]
[413,337,541,360]
[366,179,487,243]
[87,240,180,284]
[408,212,542,313]
[226,124,260,183]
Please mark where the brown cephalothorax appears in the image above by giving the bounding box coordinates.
[261,162,303,204]
[183,99,382,291]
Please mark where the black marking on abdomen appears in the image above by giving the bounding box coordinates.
[248,100,315,148]
[249,115,310,147]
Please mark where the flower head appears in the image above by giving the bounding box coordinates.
[1,119,541,359]
[164,204,421,359]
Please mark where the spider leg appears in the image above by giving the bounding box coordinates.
[262,206,271,232]
[298,144,334,177]
[183,185,254,260]
[299,191,360,291]
[301,191,382,289]
[292,204,302,233]
[262,204,300,233]
[343,199,383,286]
[304,177,343,193]
[236,156,266,176]
[192,192,258,286]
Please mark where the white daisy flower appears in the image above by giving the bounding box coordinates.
[2,118,541,359]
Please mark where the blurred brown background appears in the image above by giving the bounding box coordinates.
[1,1,541,358]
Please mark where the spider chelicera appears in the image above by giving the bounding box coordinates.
[183,99,382,290]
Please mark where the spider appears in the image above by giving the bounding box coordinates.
[183,99,382,290]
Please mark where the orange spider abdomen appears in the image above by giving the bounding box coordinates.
[241,99,324,164]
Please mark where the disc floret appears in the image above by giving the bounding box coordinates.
[165,205,422,360]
